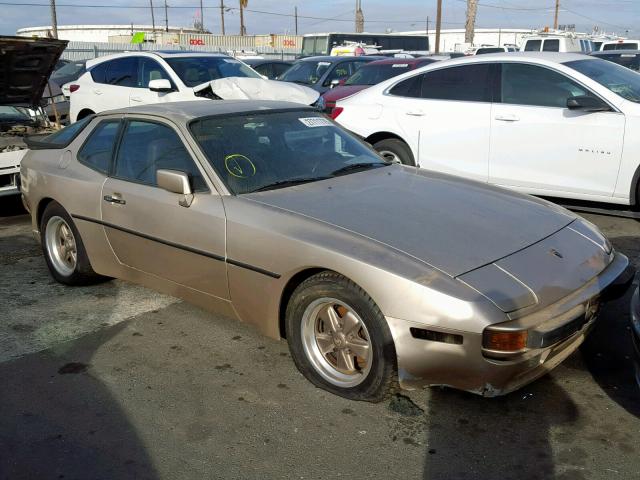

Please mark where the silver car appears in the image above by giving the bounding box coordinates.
[20,100,633,402]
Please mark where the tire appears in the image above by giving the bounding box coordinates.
[40,201,108,286]
[373,138,415,166]
[285,271,398,402]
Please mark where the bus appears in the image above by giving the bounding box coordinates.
[301,32,429,57]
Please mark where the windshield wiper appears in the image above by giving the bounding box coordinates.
[330,162,388,177]
[249,176,331,193]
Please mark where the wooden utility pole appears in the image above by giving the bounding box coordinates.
[164,0,169,32]
[295,6,298,35]
[220,0,225,35]
[434,0,442,53]
[553,0,560,29]
[239,0,248,36]
[465,0,477,44]
[49,0,58,39]
[199,0,204,32]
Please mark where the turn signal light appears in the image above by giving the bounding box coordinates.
[330,107,344,120]
[483,329,528,352]
[69,84,80,93]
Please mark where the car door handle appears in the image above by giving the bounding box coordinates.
[495,114,520,122]
[93,89,103,95]
[130,96,143,102]
[103,194,126,205]
[406,110,425,116]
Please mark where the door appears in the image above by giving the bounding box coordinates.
[101,118,229,299]
[88,57,138,113]
[384,63,494,182]
[489,62,625,198]
[129,57,184,106]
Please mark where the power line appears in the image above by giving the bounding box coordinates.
[0,1,463,25]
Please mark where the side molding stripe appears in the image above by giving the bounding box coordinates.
[71,214,281,279]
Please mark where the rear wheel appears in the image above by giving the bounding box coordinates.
[373,138,415,166]
[285,271,397,402]
[40,202,108,285]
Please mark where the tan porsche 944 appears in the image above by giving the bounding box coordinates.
[20,100,634,401]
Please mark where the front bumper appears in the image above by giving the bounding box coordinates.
[630,285,640,389]
[388,252,634,396]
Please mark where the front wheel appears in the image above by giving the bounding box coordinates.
[285,271,397,402]
[373,138,415,166]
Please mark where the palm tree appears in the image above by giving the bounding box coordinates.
[239,0,247,36]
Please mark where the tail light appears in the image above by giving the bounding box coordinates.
[330,107,344,120]
[69,84,80,93]
[482,329,528,355]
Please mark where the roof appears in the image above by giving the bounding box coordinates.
[297,55,386,62]
[96,100,313,122]
[366,57,434,66]
[433,51,593,67]
[86,50,228,68]
[243,59,294,66]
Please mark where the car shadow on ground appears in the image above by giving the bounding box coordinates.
[0,321,160,480]
[421,376,576,480]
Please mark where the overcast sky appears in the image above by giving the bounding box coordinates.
[1,0,638,37]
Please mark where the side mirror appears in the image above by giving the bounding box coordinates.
[149,79,173,93]
[157,169,194,207]
[566,95,610,112]
[330,79,341,88]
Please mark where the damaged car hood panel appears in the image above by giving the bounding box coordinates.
[0,36,68,107]
[194,77,320,105]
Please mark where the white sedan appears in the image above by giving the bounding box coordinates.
[335,52,640,206]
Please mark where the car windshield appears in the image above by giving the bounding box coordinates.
[51,61,85,80]
[190,110,388,194]
[0,106,32,124]
[278,60,332,84]
[345,63,415,85]
[566,58,640,103]
[164,56,261,87]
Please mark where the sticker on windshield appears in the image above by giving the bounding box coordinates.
[392,64,409,68]
[318,62,332,66]
[299,117,333,128]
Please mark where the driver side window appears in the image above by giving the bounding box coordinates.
[500,63,595,108]
[113,120,208,191]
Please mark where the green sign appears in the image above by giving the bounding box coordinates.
[131,32,145,44]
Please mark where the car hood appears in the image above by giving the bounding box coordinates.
[246,165,576,278]
[322,85,370,103]
[193,77,320,105]
[0,36,68,107]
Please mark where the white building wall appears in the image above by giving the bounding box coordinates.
[16,25,200,43]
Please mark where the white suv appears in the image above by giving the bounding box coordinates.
[69,51,317,122]
[335,52,640,206]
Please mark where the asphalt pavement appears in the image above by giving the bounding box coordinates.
[1,196,639,480]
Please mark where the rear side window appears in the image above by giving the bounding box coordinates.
[388,74,423,97]
[90,62,107,83]
[77,121,120,174]
[114,120,207,191]
[105,58,137,87]
[543,39,560,52]
[420,64,493,102]
[37,116,93,148]
[252,63,273,78]
[500,63,594,108]
[524,40,541,52]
